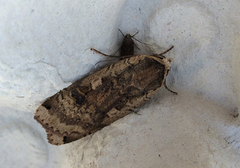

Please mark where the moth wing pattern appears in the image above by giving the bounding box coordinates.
[34,54,173,145]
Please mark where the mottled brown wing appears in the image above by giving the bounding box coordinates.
[34,55,167,145]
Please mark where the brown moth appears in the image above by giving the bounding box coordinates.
[34,31,136,145]
[34,38,177,145]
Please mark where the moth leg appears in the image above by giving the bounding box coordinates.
[134,111,141,115]
[112,47,120,56]
[129,109,141,115]
[134,43,140,50]
[159,46,174,55]
[90,48,119,58]
[95,59,116,65]
[163,80,178,95]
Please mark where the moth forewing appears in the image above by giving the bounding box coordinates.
[35,41,177,145]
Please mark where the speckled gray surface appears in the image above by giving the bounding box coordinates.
[1,0,240,167]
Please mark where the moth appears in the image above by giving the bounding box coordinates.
[34,32,177,145]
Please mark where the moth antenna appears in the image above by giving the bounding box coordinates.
[122,30,150,50]
[159,46,174,55]
[128,31,141,50]
[132,36,150,46]
[131,31,139,37]
[118,29,125,37]
[95,59,116,65]
[134,43,140,50]
[153,46,174,59]
[119,29,139,38]
[163,80,178,95]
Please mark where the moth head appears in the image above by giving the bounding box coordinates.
[125,34,131,38]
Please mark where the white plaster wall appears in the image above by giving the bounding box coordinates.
[1,0,240,167]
